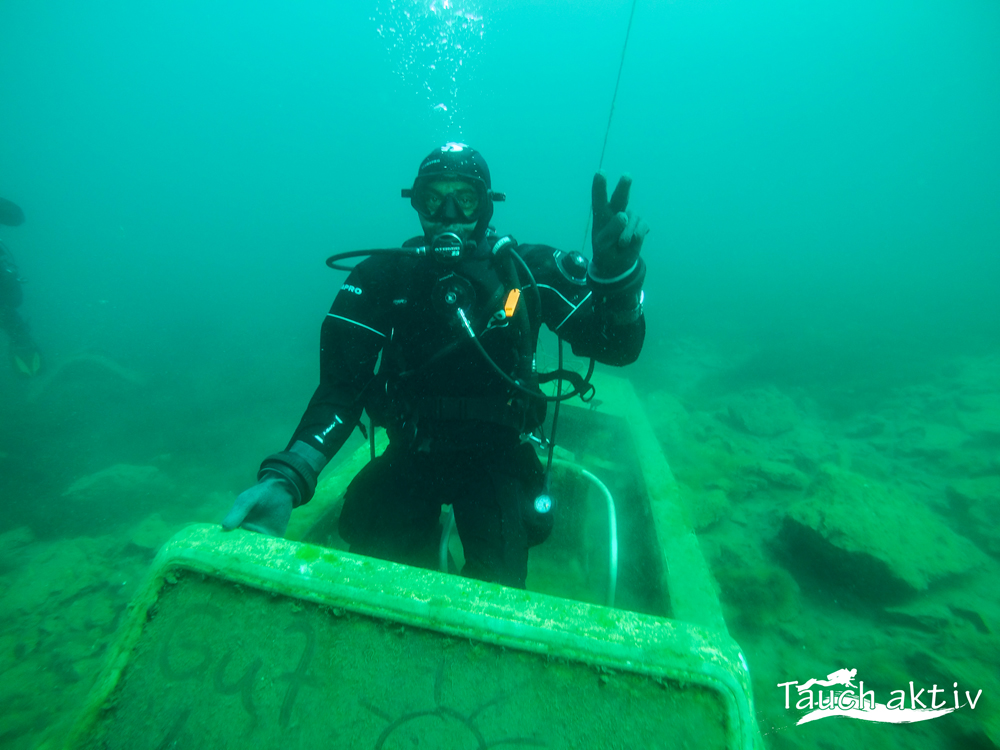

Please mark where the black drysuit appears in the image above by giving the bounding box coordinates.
[284,236,645,587]
[0,198,33,361]
[0,242,32,353]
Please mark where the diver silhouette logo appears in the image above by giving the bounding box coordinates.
[778,668,982,726]
[795,668,857,694]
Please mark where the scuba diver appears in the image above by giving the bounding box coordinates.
[0,196,42,378]
[223,143,650,588]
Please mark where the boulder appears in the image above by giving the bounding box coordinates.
[61,464,176,529]
[781,464,989,599]
[0,539,105,618]
[0,526,35,573]
[713,562,801,631]
[894,422,969,459]
[62,464,168,503]
[948,477,1000,513]
[678,484,730,531]
[882,600,955,632]
[125,513,178,555]
[957,393,1000,438]
[726,387,799,437]
[948,477,1000,557]
[753,460,810,490]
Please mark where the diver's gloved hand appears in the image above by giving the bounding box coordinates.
[9,343,42,378]
[221,475,295,537]
[590,172,650,283]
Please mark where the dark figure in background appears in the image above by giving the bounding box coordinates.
[0,197,42,378]
[223,144,650,588]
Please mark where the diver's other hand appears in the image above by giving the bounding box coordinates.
[590,172,650,281]
[10,344,42,378]
[221,476,294,537]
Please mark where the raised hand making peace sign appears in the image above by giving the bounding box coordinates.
[590,172,649,283]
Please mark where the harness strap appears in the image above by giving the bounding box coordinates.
[412,396,529,432]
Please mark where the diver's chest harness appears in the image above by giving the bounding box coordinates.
[327,233,595,449]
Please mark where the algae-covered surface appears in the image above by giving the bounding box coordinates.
[84,572,725,750]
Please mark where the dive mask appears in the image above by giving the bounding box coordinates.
[403,176,505,225]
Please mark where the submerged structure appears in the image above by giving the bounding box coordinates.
[65,374,764,749]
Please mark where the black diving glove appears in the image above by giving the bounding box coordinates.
[589,172,650,284]
[221,440,328,537]
[221,475,295,537]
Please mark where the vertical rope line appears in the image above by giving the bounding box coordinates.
[581,0,639,253]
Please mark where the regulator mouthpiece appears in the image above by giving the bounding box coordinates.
[430,232,467,265]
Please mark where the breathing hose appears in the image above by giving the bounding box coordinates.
[553,459,619,608]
